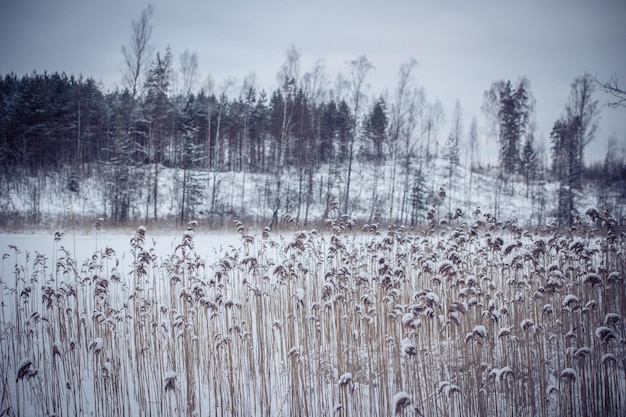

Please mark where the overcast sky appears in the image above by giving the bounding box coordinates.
[1,0,625,163]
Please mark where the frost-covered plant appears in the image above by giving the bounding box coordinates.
[1,209,625,416]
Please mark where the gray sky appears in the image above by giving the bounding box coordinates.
[1,0,625,163]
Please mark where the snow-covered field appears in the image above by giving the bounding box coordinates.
[1,212,624,416]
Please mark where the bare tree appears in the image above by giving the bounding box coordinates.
[344,55,374,214]
[302,60,329,107]
[424,99,444,165]
[387,58,418,221]
[270,45,300,227]
[208,79,234,214]
[238,73,257,214]
[121,4,154,98]
[240,72,258,169]
[331,72,349,103]
[179,49,199,97]
[203,74,215,166]
[424,99,445,215]
[445,100,462,217]
[565,73,599,188]
[399,87,426,223]
[301,60,329,225]
[465,116,478,215]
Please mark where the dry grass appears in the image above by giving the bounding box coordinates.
[1,209,625,416]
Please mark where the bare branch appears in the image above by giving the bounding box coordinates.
[596,74,626,109]
[179,49,199,96]
[121,4,155,98]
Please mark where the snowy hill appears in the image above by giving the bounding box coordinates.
[0,156,603,230]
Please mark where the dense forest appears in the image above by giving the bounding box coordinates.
[1,7,624,229]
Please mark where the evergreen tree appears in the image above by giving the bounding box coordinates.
[144,48,174,221]
[520,128,538,198]
[483,77,532,217]
[249,90,269,172]
[410,168,426,226]
[103,89,138,222]
[551,116,581,227]
[319,100,338,164]
[364,96,387,163]
[179,108,205,225]
[336,100,353,162]
[483,78,532,176]
[361,97,388,223]
[74,77,106,170]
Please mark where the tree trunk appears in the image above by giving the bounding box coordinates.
[153,137,159,222]
[344,138,354,214]
[180,168,187,226]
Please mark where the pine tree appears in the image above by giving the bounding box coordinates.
[103,90,137,223]
[551,116,581,227]
[179,117,205,225]
[483,78,532,177]
[520,129,538,198]
[365,96,388,163]
[410,168,426,226]
[144,48,174,221]
[362,97,388,223]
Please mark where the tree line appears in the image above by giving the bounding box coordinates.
[0,59,430,225]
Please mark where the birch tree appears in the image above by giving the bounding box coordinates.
[344,55,373,214]
[444,100,462,217]
[596,74,626,108]
[179,49,199,97]
[465,116,478,215]
[270,45,300,227]
[122,4,154,99]
[301,60,329,224]
[565,73,598,189]
[387,59,419,221]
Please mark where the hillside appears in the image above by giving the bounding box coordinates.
[0,156,607,231]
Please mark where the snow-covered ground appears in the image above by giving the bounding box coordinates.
[0,157,603,230]
[0,230,244,267]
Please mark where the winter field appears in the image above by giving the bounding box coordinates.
[0,208,625,417]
